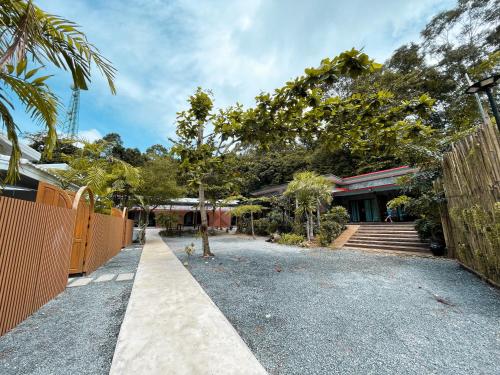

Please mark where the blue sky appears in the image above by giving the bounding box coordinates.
[16,0,455,150]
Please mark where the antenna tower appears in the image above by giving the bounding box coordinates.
[62,86,80,138]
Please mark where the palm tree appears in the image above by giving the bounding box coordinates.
[285,171,332,241]
[0,0,116,182]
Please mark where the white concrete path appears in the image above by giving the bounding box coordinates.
[109,229,267,375]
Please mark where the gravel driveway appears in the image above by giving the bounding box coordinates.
[165,235,500,375]
[0,244,142,375]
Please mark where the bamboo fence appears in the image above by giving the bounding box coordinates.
[438,121,500,284]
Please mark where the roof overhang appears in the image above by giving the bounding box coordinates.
[0,133,41,162]
[0,155,78,191]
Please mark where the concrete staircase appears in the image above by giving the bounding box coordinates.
[344,222,431,254]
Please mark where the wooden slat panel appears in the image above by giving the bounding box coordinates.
[0,184,133,336]
[0,196,75,336]
[124,219,134,246]
[84,213,126,274]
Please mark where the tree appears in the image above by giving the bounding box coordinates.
[54,140,140,212]
[285,171,332,241]
[145,144,170,160]
[230,196,268,239]
[100,133,145,167]
[173,88,218,257]
[25,131,78,163]
[133,155,183,241]
[0,0,115,182]
[232,205,263,239]
[174,50,405,255]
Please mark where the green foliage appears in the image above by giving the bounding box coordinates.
[54,139,141,211]
[396,168,445,241]
[231,204,263,217]
[237,217,273,236]
[318,222,343,247]
[135,156,183,208]
[324,206,350,228]
[156,212,178,230]
[278,233,305,246]
[387,195,411,210]
[0,0,115,182]
[285,171,332,240]
[26,132,78,163]
[101,133,146,167]
[318,206,349,246]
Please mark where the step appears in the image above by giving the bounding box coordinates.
[344,242,431,253]
[357,225,416,229]
[346,239,429,248]
[356,229,418,235]
[355,231,419,236]
[356,222,415,225]
[357,228,416,231]
[351,234,421,240]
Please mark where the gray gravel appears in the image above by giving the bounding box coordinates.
[0,244,142,375]
[165,234,500,375]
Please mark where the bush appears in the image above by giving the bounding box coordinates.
[278,233,305,246]
[156,212,177,230]
[318,221,342,246]
[317,206,349,246]
[292,221,306,236]
[415,217,443,242]
[237,217,273,236]
[323,206,349,228]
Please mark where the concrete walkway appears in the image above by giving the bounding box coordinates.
[109,229,267,375]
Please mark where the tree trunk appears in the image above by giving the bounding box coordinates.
[138,206,150,244]
[250,212,255,239]
[317,199,321,228]
[196,116,213,257]
[212,205,216,230]
[198,183,214,257]
[309,209,314,239]
[305,211,311,241]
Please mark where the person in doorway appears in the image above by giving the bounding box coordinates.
[385,206,393,223]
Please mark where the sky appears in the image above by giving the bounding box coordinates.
[16,0,455,150]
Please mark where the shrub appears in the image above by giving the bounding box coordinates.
[156,212,177,230]
[237,217,273,236]
[415,217,443,242]
[318,221,342,246]
[278,233,305,246]
[323,206,349,229]
[292,221,306,236]
[317,206,349,246]
[253,218,273,236]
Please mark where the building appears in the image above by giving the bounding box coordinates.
[128,198,234,229]
[0,133,76,200]
[251,166,418,222]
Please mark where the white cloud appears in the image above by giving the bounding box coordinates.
[33,0,455,150]
[78,129,103,143]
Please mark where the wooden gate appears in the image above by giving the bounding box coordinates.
[36,184,94,274]
[36,182,72,208]
[68,187,94,274]
[36,182,133,275]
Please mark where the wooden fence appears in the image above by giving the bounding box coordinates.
[0,197,75,335]
[0,183,135,336]
[437,120,500,285]
[84,213,131,274]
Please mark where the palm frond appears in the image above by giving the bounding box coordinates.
[0,98,20,183]
[0,1,116,93]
